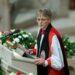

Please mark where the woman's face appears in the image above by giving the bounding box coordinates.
[37,14,51,29]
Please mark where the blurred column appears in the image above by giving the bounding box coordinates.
[0,0,11,31]
[58,0,69,17]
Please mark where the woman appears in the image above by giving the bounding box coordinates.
[33,9,70,75]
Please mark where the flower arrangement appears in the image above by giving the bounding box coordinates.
[0,29,36,49]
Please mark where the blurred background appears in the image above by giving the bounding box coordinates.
[0,0,75,41]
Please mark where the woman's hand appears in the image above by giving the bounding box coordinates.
[35,58,45,65]
[25,49,32,54]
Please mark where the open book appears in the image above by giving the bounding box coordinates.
[16,44,36,59]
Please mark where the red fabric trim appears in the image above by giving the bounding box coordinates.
[51,27,61,38]
[48,27,64,75]
[46,28,55,66]
[51,27,66,54]
[47,58,51,65]
[32,48,36,55]
[48,31,55,57]
[48,68,64,75]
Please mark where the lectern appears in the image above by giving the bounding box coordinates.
[0,44,37,75]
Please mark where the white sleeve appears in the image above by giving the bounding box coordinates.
[50,35,64,70]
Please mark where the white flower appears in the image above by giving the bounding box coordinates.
[20,30,24,33]
[64,46,67,48]
[28,33,32,35]
[10,29,15,32]
[12,41,16,44]
[22,34,29,38]
[30,43,32,45]
[9,72,16,75]
[18,35,22,39]
[14,38,20,43]
[28,73,33,75]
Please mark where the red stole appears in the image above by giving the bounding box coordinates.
[48,27,64,75]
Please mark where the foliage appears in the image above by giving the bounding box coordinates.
[62,36,75,58]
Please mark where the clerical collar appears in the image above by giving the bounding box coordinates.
[40,23,52,35]
[40,28,45,35]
